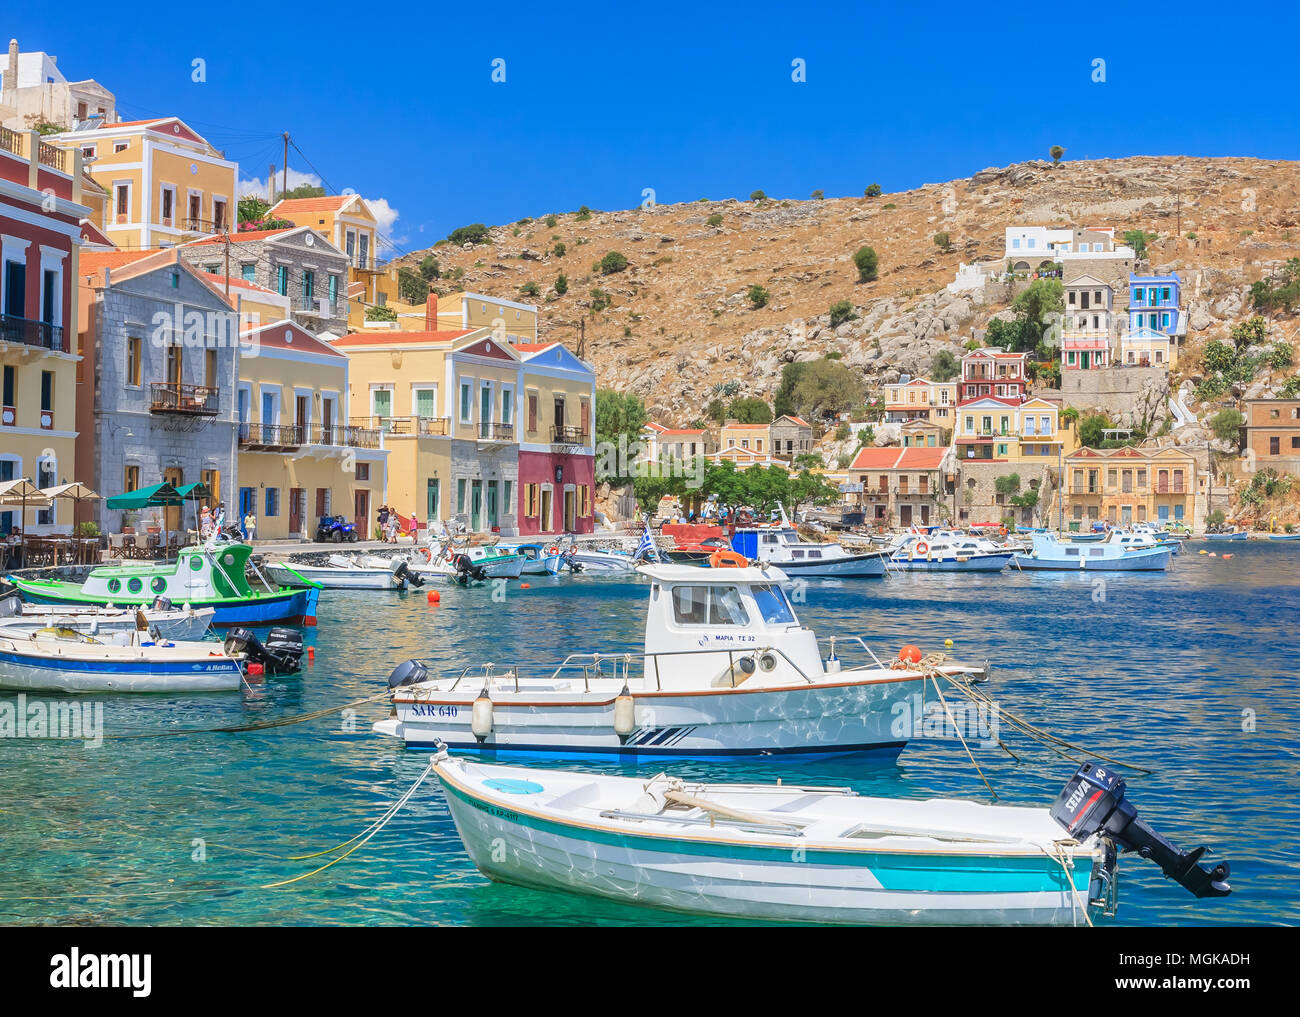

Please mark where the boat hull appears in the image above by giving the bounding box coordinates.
[567,551,637,573]
[0,606,215,641]
[11,581,319,627]
[265,563,397,590]
[1012,546,1171,571]
[382,675,919,760]
[0,642,241,693]
[437,766,1096,925]
[757,553,886,578]
[1205,532,1248,541]
[888,553,1012,572]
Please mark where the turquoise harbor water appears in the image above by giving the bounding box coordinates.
[1,543,1298,927]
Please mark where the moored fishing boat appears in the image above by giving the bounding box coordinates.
[375,561,986,759]
[728,521,888,578]
[1204,530,1248,541]
[497,543,563,575]
[432,754,1230,925]
[6,542,319,627]
[0,593,215,641]
[1011,532,1171,571]
[1267,532,1300,541]
[887,533,1014,572]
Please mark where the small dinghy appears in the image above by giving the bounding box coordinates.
[433,754,1231,925]
[497,543,563,575]
[1204,530,1248,541]
[1268,533,1300,541]
[264,554,422,590]
[0,593,215,641]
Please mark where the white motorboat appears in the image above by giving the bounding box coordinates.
[433,754,1230,925]
[263,554,423,590]
[0,624,304,694]
[729,523,888,578]
[559,542,640,573]
[887,533,1014,572]
[404,540,524,582]
[1013,533,1171,571]
[497,543,563,575]
[0,593,215,641]
[375,561,986,759]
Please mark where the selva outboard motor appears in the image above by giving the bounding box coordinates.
[391,560,424,588]
[452,554,488,585]
[388,658,429,689]
[1050,761,1231,899]
[224,626,305,674]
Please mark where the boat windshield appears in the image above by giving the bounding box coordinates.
[751,583,796,625]
[671,585,750,626]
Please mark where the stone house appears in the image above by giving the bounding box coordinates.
[178,225,350,337]
[769,415,814,461]
[1243,398,1300,477]
[75,249,241,532]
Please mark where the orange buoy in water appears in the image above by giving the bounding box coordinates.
[898,644,923,664]
[521,582,530,589]
[427,590,441,604]
[307,647,315,664]
[1222,553,1233,559]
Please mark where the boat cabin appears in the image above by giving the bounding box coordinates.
[638,563,823,689]
[731,526,847,565]
[82,543,257,604]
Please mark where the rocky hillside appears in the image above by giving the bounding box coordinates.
[398,156,1300,421]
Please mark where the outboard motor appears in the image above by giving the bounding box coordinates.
[224,626,305,674]
[392,560,424,588]
[388,658,429,689]
[1050,761,1231,899]
[0,592,23,618]
[151,596,173,611]
[452,554,488,585]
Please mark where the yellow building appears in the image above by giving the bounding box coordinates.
[271,194,387,315]
[1064,445,1203,530]
[50,117,237,249]
[955,396,1076,462]
[720,421,771,455]
[236,319,387,540]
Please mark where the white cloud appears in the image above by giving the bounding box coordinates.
[236,167,322,201]
[365,196,401,246]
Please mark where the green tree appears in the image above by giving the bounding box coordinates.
[811,189,824,201]
[574,206,593,221]
[397,267,429,304]
[931,349,960,381]
[750,190,766,202]
[280,182,326,200]
[933,231,951,251]
[545,214,558,228]
[520,280,539,297]
[1078,413,1112,448]
[1210,408,1245,444]
[553,241,566,258]
[1124,229,1156,260]
[418,255,441,281]
[852,245,879,282]
[829,301,856,328]
[787,359,866,421]
[365,304,397,322]
[748,284,770,309]
[1049,145,1065,165]
[599,251,628,275]
[238,195,271,224]
[447,223,490,245]
[554,272,568,295]
[1230,315,1268,352]
[706,398,727,423]
[706,213,723,227]
[727,397,773,424]
[864,183,882,198]
[595,389,648,457]
[1202,340,1236,376]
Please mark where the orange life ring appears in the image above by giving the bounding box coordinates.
[547,545,560,555]
[708,549,748,569]
[914,541,929,556]
[424,547,434,563]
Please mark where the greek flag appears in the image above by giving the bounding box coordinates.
[635,524,657,562]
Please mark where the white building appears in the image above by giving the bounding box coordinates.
[1004,225,1136,272]
[0,38,115,131]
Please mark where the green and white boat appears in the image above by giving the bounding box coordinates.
[7,542,320,627]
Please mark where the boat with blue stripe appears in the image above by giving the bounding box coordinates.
[1013,532,1171,571]
[6,542,319,627]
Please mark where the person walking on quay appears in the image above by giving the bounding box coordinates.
[386,510,400,544]
[408,510,420,544]
[243,511,256,543]
[377,505,390,542]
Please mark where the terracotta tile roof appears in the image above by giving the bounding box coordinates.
[724,423,770,430]
[848,446,947,471]
[657,428,706,436]
[97,118,165,128]
[80,249,167,273]
[198,271,281,296]
[191,227,294,245]
[781,415,811,428]
[273,196,352,214]
[332,329,472,347]
[513,342,557,352]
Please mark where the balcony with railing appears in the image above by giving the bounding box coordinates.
[242,421,382,450]
[478,421,516,442]
[150,382,219,416]
[349,414,449,437]
[0,314,68,353]
[292,296,345,318]
[551,425,588,445]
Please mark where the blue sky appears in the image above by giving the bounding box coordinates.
[12,1,1297,259]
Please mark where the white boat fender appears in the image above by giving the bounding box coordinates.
[613,683,635,740]
[471,685,493,741]
[825,636,841,674]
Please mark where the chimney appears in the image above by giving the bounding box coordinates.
[424,292,438,331]
[4,40,17,93]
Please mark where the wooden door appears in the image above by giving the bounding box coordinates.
[289,487,305,536]
[163,468,183,532]
[354,489,369,536]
